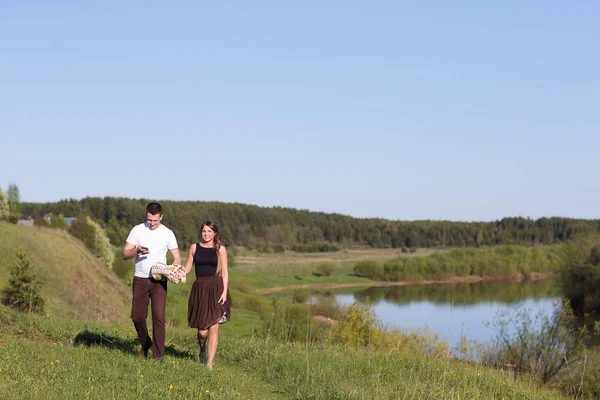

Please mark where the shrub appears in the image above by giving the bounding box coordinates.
[69,218,114,268]
[230,279,256,294]
[1,249,45,313]
[329,303,381,349]
[291,243,341,253]
[272,244,285,253]
[259,300,326,343]
[297,265,312,280]
[481,300,587,384]
[112,248,132,280]
[353,259,384,280]
[316,262,335,277]
[291,290,309,303]
[0,188,8,221]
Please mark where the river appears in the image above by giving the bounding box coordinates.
[275,279,562,348]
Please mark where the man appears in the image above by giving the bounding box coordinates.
[123,202,181,360]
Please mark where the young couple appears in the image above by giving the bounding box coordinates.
[122,202,230,370]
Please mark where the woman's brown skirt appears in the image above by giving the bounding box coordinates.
[188,274,231,330]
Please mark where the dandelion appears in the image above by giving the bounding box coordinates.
[55,360,60,363]
[50,361,54,365]
[169,385,174,390]
[205,389,209,393]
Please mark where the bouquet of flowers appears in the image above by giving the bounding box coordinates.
[151,262,187,284]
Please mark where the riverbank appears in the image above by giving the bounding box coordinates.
[257,272,553,294]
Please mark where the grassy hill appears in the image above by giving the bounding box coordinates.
[0,222,130,322]
[0,224,568,398]
[0,305,565,400]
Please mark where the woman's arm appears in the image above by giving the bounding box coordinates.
[218,246,228,304]
[184,243,196,274]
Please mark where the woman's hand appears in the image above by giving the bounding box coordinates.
[218,292,227,305]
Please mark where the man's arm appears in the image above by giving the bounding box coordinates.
[169,248,181,265]
[123,243,138,260]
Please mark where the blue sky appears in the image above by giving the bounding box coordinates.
[1,1,598,221]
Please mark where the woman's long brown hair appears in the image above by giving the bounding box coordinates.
[201,221,223,275]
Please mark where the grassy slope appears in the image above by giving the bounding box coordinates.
[0,231,566,399]
[0,222,130,322]
[0,306,565,400]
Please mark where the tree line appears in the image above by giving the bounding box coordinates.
[20,197,600,250]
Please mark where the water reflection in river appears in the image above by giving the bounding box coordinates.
[279,279,563,348]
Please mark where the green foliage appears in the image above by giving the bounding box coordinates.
[230,279,256,295]
[291,242,341,253]
[1,249,45,313]
[297,264,312,280]
[315,262,335,277]
[482,300,587,384]
[111,247,132,280]
[69,219,96,250]
[353,259,384,280]
[231,291,269,314]
[18,197,600,250]
[0,222,130,321]
[0,188,8,221]
[291,290,309,303]
[329,303,381,349]
[560,240,600,316]
[370,244,567,282]
[7,182,20,224]
[0,306,564,400]
[259,300,326,343]
[69,218,114,268]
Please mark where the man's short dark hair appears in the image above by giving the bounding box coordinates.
[146,202,163,215]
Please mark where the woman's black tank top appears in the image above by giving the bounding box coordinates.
[194,244,218,277]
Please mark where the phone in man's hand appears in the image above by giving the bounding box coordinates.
[137,246,149,255]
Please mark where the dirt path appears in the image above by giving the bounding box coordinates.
[257,273,550,294]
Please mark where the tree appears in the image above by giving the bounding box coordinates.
[7,182,20,224]
[1,249,45,313]
[0,187,8,221]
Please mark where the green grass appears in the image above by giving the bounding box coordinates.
[0,305,565,400]
[0,222,130,322]
[0,224,571,398]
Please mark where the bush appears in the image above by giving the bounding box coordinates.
[291,243,341,253]
[112,248,132,280]
[297,265,313,280]
[230,279,256,294]
[329,303,381,349]
[481,300,587,384]
[1,249,45,313]
[353,259,384,280]
[69,218,114,268]
[316,262,335,277]
[291,290,309,303]
[272,244,285,253]
[259,300,326,343]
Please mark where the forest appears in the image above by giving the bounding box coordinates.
[20,197,600,250]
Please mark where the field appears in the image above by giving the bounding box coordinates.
[0,223,566,399]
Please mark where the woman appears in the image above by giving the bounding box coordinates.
[185,220,231,370]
